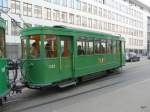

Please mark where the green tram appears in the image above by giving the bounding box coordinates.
[0,18,10,105]
[20,26,125,88]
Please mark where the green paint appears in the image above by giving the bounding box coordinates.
[0,17,10,97]
[0,59,10,97]
[20,26,125,87]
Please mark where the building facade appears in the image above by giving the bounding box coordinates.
[0,0,149,58]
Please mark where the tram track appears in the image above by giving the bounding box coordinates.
[2,71,123,111]
[8,80,124,112]
[2,58,150,112]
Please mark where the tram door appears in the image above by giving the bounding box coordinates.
[59,37,73,80]
[116,40,122,65]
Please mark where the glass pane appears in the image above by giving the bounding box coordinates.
[116,40,120,53]
[77,40,85,55]
[77,38,86,55]
[61,38,70,57]
[30,35,40,58]
[95,40,100,54]
[44,35,57,58]
[86,40,93,55]
[101,39,106,54]
[107,40,112,54]
[113,40,117,54]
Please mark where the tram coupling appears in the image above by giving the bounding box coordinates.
[7,59,23,94]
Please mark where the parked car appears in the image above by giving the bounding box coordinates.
[126,52,140,62]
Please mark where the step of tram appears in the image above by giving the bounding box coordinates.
[58,80,77,88]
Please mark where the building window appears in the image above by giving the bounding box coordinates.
[11,0,20,14]
[44,7,51,20]
[108,23,111,31]
[107,10,111,19]
[61,12,67,23]
[82,2,87,12]
[93,19,97,29]
[23,2,32,16]
[88,18,92,28]
[0,0,8,11]
[75,0,81,10]
[68,0,74,8]
[76,15,81,25]
[34,5,42,18]
[44,0,51,3]
[53,0,60,5]
[93,6,97,15]
[11,22,21,36]
[103,22,107,31]
[98,7,102,16]
[53,10,60,21]
[88,4,92,13]
[82,16,87,27]
[112,24,115,32]
[103,9,107,18]
[98,20,102,30]
[61,0,67,7]
[69,13,74,24]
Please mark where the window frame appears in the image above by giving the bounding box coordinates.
[44,35,58,58]
[11,0,20,14]
[23,2,32,17]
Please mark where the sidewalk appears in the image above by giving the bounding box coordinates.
[57,79,150,112]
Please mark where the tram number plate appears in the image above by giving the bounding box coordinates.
[98,58,106,63]
[48,64,56,69]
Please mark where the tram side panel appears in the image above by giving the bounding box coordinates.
[74,37,123,78]
[0,59,10,98]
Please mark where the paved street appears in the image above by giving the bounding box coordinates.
[1,57,150,112]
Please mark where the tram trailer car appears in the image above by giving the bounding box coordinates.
[0,18,10,105]
[20,26,125,89]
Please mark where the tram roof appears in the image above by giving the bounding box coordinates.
[20,26,125,41]
[0,17,6,29]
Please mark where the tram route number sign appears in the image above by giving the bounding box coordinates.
[48,64,56,69]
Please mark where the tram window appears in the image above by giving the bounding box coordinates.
[21,39,27,58]
[113,40,117,54]
[100,39,106,54]
[0,29,5,58]
[95,40,100,54]
[61,38,70,57]
[77,39,85,55]
[116,40,120,53]
[44,35,57,58]
[107,40,112,54]
[122,41,125,53]
[86,40,94,55]
[29,35,40,58]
